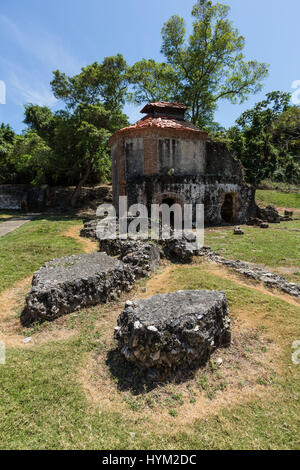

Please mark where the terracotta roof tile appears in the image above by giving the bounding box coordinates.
[118,115,202,133]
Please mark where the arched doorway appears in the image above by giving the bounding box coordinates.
[154,193,184,230]
[161,197,176,227]
[221,193,236,223]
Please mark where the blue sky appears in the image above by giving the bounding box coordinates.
[0,0,299,133]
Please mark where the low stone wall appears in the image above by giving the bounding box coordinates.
[199,248,300,297]
[23,252,135,324]
[0,184,48,211]
[114,290,231,379]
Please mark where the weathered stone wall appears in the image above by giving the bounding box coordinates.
[126,175,256,225]
[0,184,48,211]
[125,138,144,179]
[23,252,135,324]
[112,134,256,225]
[114,290,231,378]
[158,138,206,175]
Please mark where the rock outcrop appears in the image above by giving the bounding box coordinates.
[160,232,200,263]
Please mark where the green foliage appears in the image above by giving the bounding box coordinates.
[17,57,129,197]
[10,132,53,185]
[227,92,300,186]
[255,190,300,209]
[0,56,129,191]
[51,54,128,110]
[0,123,16,183]
[128,59,179,104]
[129,0,268,126]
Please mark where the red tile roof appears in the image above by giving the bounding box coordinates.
[117,115,202,133]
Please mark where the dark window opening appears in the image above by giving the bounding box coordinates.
[221,194,235,223]
[162,198,176,227]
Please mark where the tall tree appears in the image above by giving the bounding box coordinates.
[129,0,268,127]
[0,123,15,183]
[227,92,300,185]
[26,55,130,205]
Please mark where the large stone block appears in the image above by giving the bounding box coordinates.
[23,252,135,324]
[114,290,231,378]
[98,238,161,278]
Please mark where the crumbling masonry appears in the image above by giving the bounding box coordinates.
[109,101,257,225]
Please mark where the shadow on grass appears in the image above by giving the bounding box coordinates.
[106,348,198,396]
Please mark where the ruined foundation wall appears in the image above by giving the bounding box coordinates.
[126,176,256,225]
[111,135,256,225]
[0,184,48,211]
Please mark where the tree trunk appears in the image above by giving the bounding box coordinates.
[70,159,92,208]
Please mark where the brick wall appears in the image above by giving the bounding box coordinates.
[143,136,158,176]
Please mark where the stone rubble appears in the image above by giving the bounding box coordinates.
[81,220,299,298]
[199,248,300,298]
[114,290,231,379]
[98,238,161,278]
[234,226,244,235]
[160,232,200,263]
[23,252,135,324]
[80,219,99,239]
[257,205,281,224]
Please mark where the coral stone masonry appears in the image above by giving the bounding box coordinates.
[114,290,231,378]
[23,252,135,324]
[109,101,257,225]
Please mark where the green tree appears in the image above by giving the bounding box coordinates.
[51,55,129,206]
[23,56,129,205]
[10,132,53,185]
[227,92,300,186]
[130,0,268,127]
[128,59,179,104]
[0,123,16,183]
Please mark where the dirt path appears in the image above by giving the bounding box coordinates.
[63,225,98,254]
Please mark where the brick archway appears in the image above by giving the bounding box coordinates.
[154,192,184,209]
[154,192,185,228]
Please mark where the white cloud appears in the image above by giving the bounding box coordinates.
[0,56,57,107]
[0,14,81,116]
[10,73,57,107]
[0,15,81,74]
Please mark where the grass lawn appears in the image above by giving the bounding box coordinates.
[0,216,299,449]
[204,219,300,283]
[0,215,84,293]
[255,190,300,209]
[0,261,299,450]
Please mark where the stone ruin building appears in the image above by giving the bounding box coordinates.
[109,101,257,226]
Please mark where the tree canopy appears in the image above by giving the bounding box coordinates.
[129,0,268,127]
[23,56,129,205]
[227,92,300,186]
[1,0,298,197]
